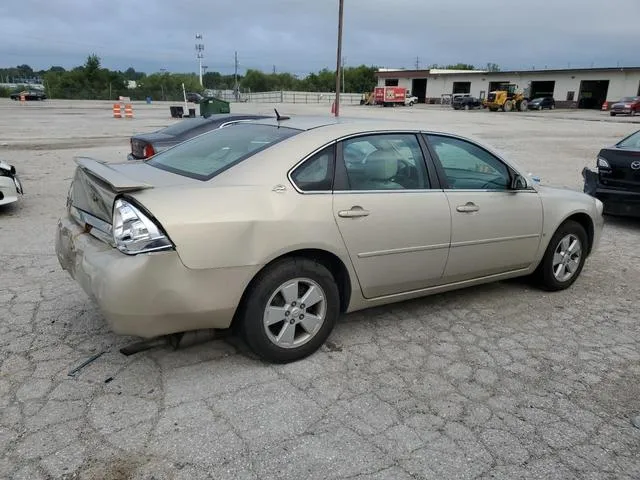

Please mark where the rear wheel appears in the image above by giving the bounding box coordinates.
[464,104,470,111]
[239,258,340,363]
[519,100,528,111]
[610,112,616,116]
[533,220,588,291]
[503,100,514,112]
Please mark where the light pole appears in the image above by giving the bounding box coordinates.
[334,0,344,117]
[195,34,204,87]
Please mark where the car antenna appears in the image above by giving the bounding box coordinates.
[274,108,290,121]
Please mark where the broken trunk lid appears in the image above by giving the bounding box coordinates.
[69,157,155,224]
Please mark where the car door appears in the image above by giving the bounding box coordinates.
[425,134,543,282]
[332,133,451,299]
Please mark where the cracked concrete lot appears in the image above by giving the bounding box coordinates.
[1,99,639,479]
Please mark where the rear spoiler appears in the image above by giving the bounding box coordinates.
[74,157,153,193]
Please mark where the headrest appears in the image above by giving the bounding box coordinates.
[365,150,397,180]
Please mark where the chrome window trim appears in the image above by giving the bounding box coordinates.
[287,129,533,195]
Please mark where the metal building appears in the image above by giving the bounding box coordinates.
[375,67,640,108]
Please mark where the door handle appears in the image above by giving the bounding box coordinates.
[338,206,370,218]
[456,202,479,213]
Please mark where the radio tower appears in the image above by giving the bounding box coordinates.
[195,34,204,86]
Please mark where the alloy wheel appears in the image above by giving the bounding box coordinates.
[263,277,327,349]
[552,234,582,282]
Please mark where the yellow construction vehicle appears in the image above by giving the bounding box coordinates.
[484,83,529,112]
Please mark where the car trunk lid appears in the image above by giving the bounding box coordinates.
[69,157,194,225]
[597,147,640,191]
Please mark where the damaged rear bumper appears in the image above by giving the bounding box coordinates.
[55,213,260,338]
[582,167,640,217]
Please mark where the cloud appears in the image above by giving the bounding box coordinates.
[0,0,638,74]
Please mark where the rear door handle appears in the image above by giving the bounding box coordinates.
[456,202,479,213]
[338,206,370,218]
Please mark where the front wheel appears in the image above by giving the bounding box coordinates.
[533,220,588,291]
[239,258,340,363]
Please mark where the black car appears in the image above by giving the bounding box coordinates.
[10,90,47,101]
[186,92,204,103]
[127,114,270,160]
[528,96,555,110]
[583,129,640,217]
[452,96,482,110]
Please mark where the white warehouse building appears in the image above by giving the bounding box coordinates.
[375,67,640,108]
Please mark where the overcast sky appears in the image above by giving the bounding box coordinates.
[1,0,639,75]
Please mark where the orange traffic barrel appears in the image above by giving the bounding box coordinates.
[113,103,122,118]
[124,104,134,119]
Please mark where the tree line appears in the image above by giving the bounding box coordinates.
[0,55,380,101]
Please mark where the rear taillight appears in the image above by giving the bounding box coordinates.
[143,144,155,158]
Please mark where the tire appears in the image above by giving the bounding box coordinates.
[551,104,555,110]
[464,104,470,111]
[610,112,616,116]
[532,220,588,291]
[409,101,414,106]
[503,100,513,112]
[239,258,340,363]
[519,100,528,111]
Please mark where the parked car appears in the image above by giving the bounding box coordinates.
[0,160,24,206]
[10,90,46,101]
[185,92,204,103]
[452,96,482,110]
[609,96,640,116]
[405,94,418,106]
[56,117,603,363]
[583,129,640,217]
[127,114,270,160]
[528,97,556,110]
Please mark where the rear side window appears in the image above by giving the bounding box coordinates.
[148,124,301,180]
[290,146,335,192]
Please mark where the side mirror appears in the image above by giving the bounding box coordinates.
[511,174,528,190]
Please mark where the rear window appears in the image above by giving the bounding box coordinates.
[148,123,301,180]
[161,117,211,135]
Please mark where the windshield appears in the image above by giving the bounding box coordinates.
[148,123,301,180]
[532,97,545,102]
[617,131,640,149]
[620,97,637,102]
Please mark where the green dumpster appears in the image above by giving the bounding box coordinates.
[199,97,230,116]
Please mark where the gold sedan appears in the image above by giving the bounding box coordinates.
[56,116,603,363]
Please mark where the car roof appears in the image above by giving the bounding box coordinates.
[249,115,428,132]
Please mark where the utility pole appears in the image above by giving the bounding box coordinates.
[195,34,204,87]
[415,56,420,70]
[342,56,346,93]
[234,51,239,101]
[273,65,276,74]
[334,0,344,117]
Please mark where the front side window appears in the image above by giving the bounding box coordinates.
[290,146,335,192]
[148,124,300,180]
[340,134,429,190]
[427,135,511,190]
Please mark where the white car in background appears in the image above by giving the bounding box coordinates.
[405,94,418,106]
[0,160,23,206]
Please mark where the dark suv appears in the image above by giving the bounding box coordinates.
[583,129,640,217]
[452,96,482,110]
